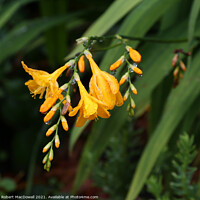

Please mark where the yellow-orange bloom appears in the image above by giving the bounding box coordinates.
[78,55,85,73]
[110,56,124,71]
[126,46,141,63]
[86,54,123,110]
[22,61,69,99]
[69,80,110,127]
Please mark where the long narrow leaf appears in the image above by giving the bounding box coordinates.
[188,0,200,48]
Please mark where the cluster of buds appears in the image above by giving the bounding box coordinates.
[110,44,142,116]
[172,49,191,88]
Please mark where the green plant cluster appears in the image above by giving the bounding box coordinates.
[146,133,200,200]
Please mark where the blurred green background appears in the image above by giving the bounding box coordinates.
[0,0,200,199]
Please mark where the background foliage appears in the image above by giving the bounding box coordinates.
[0,0,200,199]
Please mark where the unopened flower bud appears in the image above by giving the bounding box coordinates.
[49,148,54,161]
[78,55,85,73]
[61,101,70,115]
[123,90,129,101]
[128,108,134,117]
[74,72,80,81]
[110,56,125,71]
[76,37,88,44]
[179,72,183,79]
[133,66,143,75]
[44,160,51,172]
[130,98,136,109]
[126,46,141,63]
[172,54,178,67]
[42,141,52,153]
[42,154,48,164]
[130,84,137,95]
[173,67,179,77]
[44,104,59,123]
[46,124,57,137]
[179,60,186,71]
[61,116,69,131]
[119,72,128,85]
[60,83,69,91]
[55,134,60,148]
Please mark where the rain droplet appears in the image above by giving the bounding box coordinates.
[45,121,50,125]
[133,63,137,67]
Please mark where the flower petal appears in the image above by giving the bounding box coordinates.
[115,91,124,106]
[100,71,119,94]
[76,109,87,127]
[97,104,111,118]
[68,100,82,116]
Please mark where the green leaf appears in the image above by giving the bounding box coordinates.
[160,0,192,32]
[65,0,142,59]
[188,0,200,49]
[0,0,36,29]
[125,50,200,200]
[0,13,80,64]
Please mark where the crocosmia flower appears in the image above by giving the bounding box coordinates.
[86,54,123,110]
[22,61,69,99]
[69,77,110,127]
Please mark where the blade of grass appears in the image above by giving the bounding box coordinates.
[125,50,200,200]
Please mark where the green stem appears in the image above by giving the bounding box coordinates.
[119,35,188,43]
[90,34,189,44]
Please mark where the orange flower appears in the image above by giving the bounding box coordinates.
[69,77,110,127]
[85,53,123,109]
[22,61,69,99]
